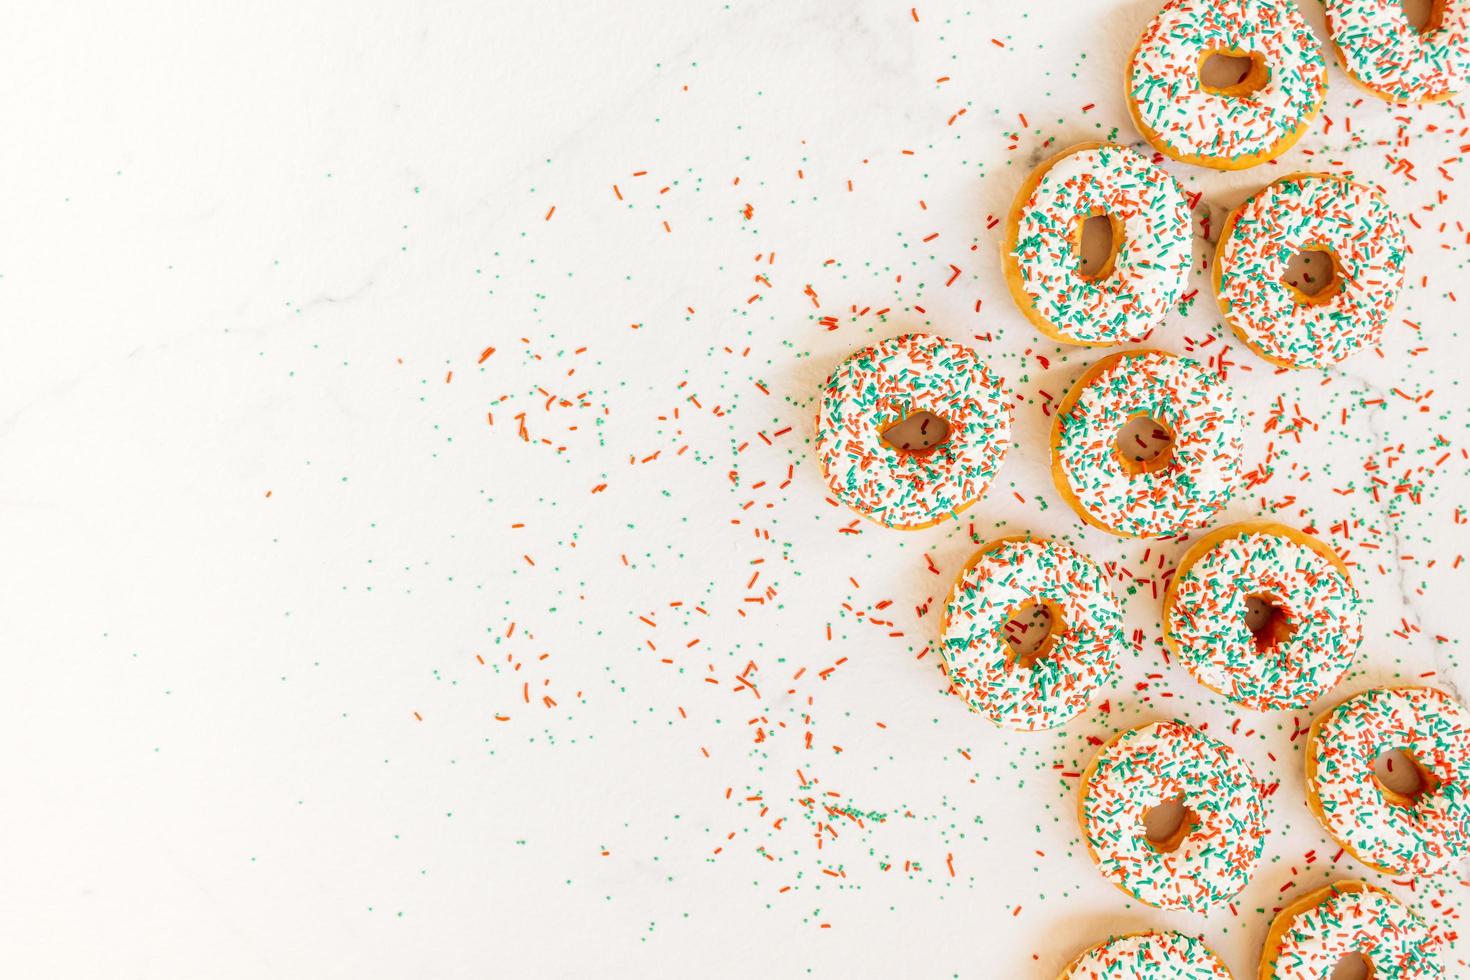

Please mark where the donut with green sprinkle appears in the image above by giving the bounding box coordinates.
[1260,880,1443,979]
[1327,0,1470,104]
[1050,349,1243,538]
[1127,0,1327,170]
[1058,930,1231,979]
[1306,687,1470,877]
[1079,720,1268,913]
[815,333,1011,530]
[1163,522,1363,711]
[1003,142,1191,346]
[1213,173,1407,369]
[940,536,1123,731]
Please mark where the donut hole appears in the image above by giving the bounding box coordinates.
[880,410,951,456]
[1002,597,1066,669]
[1243,593,1293,654]
[1075,210,1123,282]
[1198,49,1270,98]
[1373,748,1442,809]
[1113,414,1175,475]
[1403,0,1447,34]
[1281,245,1344,305]
[1330,952,1373,980]
[1141,793,1198,853]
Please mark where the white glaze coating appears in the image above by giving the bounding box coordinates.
[1053,350,1243,537]
[1009,144,1191,344]
[1082,721,1268,912]
[1168,530,1362,710]
[941,539,1122,731]
[1064,931,1231,979]
[1129,0,1326,164]
[1328,0,1470,102]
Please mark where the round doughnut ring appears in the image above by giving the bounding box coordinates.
[1080,720,1269,912]
[940,536,1123,731]
[1213,173,1407,369]
[1163,521,1363,711]
[1050,349,1244,538]
[1305,686,1470,877]
[1328,0,1470,104]
[814,333,1012,530]
[1003,142,1192,346]
[1127,0,1328,170]
[1259,880,1443,979]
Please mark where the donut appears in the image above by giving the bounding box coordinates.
[1259,880,1442,979]
[1213,173,1407,369]
[1127,0,1328,170]
[1327,0,1470,104]
[1050,349,1243,539]
[939,536,1123,731]
[1002,142,1192,347]
[1305,687,1470,876]
[1163,522,1363,711]
[1058,931,1231,979]
[1080,720,1268,912]
[814,333,1012,530]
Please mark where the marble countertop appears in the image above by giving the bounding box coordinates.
[5,1,1469,976]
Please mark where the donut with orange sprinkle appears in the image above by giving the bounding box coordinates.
[1050,349,1243,538]
[1163,522,1363,711]
[1003,142,1192,346]
[1213,173,1406,369]
[940,536,1122,731]
[1080,720,1268,912]
[1259,880,1443,979]
[814,333,1012,530]
[1327,0,1470,104]
[1058,931,1230,979]
[1126,0,1327,170]
[1305,687,1470,877]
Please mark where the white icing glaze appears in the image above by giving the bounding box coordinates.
[1328,0,1470,102]
[1215,174,1406,368]
[1009,144,1191,344]
[1129,0,1326,164]
[1082,721,1268,912]
[1054,350,1243,538]
[1064,931,1231,979]
[940,538,1122,731]
[1167,529,1362,710]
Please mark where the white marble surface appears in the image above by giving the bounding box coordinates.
[5,1,1470,977]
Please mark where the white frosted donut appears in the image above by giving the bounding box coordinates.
[1214,173,1407,369]
[1050,349,1243,538]
[814,333,1012,530]
[940,537,1123,731]
[1059,931,1230,979]
[1262,881,1443,980]
[1003,143,1191,346]
[1128,0,1328,169]
[1164,523,1363,711]
[1328,0,1470,103]
[1306,687,1470,876]
[1080,721,1268,912]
